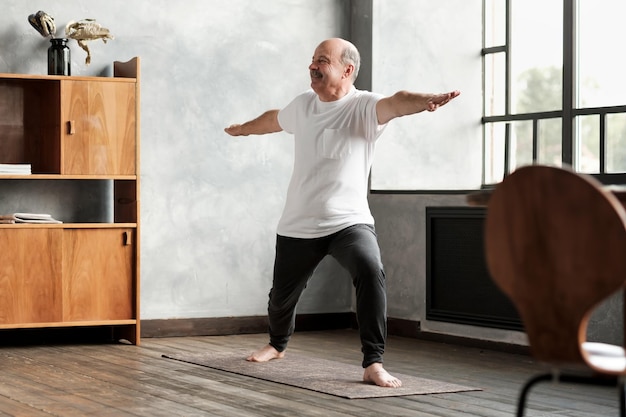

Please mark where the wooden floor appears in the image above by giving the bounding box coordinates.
[0,329,620,416]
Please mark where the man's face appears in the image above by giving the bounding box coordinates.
[309,40,350,99]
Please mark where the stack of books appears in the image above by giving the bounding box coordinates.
[0,213,62,224]
[0,164,32,175]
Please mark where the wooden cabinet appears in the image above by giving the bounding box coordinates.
[0,228,63,325]
[62,228,136,322]
[0,58,141,344]
[61,80,136,175]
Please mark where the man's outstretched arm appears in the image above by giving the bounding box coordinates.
[224,109,283,136]
[376,90,460,125]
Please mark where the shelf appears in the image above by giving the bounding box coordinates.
[0,320,137,330]
[0,57,141,345]
[0,72,136,83]
[0,223,137,229]
[0,174,137,180]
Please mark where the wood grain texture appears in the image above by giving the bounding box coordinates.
[61,80,136,175]
[0,331,619,416]
[0,81,25,163]
[0,228,63,324]
[0,60,140,343]
[485,165,626,365]
[62,228,135,322]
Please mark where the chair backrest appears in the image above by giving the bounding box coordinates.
[485,165,626,365]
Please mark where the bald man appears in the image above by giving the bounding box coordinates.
[225,38,460,388]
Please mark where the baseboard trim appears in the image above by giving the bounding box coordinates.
[141,314,528,355]
[141,312,355,338]
[141,316,268,338]
[387,317,421,338]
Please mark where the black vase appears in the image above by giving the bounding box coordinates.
[48,38,71,76]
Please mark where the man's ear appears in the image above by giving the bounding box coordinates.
[343,64,355,79]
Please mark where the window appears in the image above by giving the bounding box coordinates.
[369,0,483,191]
[483,0,626,185]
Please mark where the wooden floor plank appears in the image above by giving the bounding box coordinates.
[0,329,620,416]
[14,343,355,417]
[0,393,57,417]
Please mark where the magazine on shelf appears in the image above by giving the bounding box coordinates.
[0,163,32,174]
[0,213,62,224]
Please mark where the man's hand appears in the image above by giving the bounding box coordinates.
[224,110,282,137]
[224,124,246,136]
[425,90,461,112]
[377,90,461,125]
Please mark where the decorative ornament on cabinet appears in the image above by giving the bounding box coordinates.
[28,10,114,73]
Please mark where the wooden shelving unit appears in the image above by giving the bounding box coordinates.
[0,58,141,344]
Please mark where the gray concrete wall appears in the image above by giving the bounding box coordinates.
[365,0,532,345]
[4,0,617,346]
[369,193,529,346]
[370,192,623,346]
[371,0,483,190]
[1,0,354,321]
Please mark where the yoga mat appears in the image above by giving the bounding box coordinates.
[163,350,481,399]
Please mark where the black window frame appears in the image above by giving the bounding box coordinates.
[482,0,626,186]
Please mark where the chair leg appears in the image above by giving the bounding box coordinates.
[617,378,626,417]
[516,373,552,417]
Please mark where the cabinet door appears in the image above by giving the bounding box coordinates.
[0,229,63,325]
[62,228,135,321]
[61,80,136,175]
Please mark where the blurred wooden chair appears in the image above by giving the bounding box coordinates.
[484,165,626,416]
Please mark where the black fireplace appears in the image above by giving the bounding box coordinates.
[425,206,523,331]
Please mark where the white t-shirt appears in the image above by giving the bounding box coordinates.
[276,86,387,238]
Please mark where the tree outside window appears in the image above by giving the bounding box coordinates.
[483,0,626,185]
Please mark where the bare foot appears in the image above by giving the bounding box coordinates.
[363,363,402,388]
[246,344,285,362]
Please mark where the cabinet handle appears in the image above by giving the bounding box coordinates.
[124,231,132,246]
[67,120,76,135]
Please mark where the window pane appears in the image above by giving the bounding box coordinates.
[575,115,599,173]
[607,113,626,172]
[510,0,562,113]
[511,120,533,169]
[578,0,626,108]
[485,0,506,47]
[484,122,506,184]
[484,52,506,116]
[537,118,562,166]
